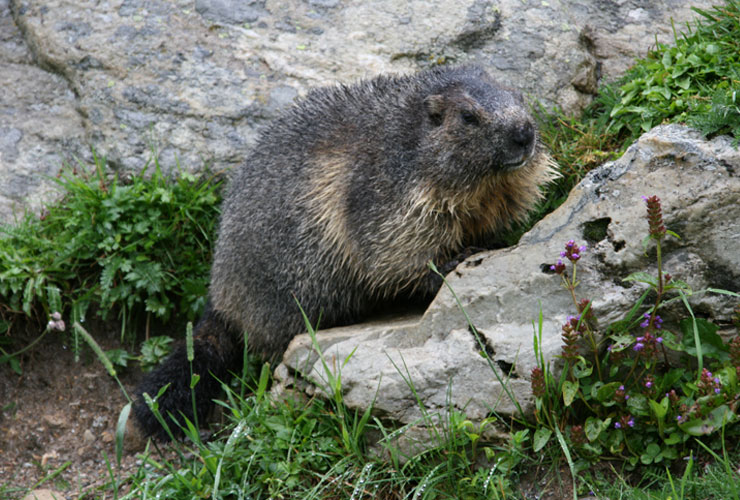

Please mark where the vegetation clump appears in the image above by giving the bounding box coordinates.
[531,196,740,480]
[534,0,739,231]
[0,154,221,368]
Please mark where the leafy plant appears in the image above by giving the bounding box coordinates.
[532,0,740,244]
[531,195,740,468]
[0,151,222,352]
[592,1,740,143]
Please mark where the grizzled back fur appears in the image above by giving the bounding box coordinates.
[134,65,557,439]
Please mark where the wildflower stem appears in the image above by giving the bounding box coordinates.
[651,240,664,331]
[563,266,603,381]
[587,331,603,381]
[628,366,648,393]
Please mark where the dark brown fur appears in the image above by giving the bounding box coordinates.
[134,65,557,439]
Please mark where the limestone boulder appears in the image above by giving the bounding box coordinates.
[275,124,740,431]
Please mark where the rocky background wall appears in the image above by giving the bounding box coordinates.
[0,0,720,223]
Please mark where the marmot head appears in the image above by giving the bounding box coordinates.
[417,66,538,191]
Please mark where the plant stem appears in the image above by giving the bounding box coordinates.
[564,267,603,381]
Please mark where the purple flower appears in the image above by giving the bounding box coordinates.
[561,240,586,263]
[614,422,622,429]
[619,385,625,391]
[640,313,650,328]
[715,387,721,394]
[628,417,635,428]
[551,259,566,274]
[644,195,667,236]
[656,337,663,343]
[645,381,653,388]
[633,342,645,352]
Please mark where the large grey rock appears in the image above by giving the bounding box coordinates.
[0,0,86,221]
[275,124,740,434]
[1,0,720,222]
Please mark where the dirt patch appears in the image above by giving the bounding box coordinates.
[0,325,144,499]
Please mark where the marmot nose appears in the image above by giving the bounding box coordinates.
[511,121,535,149]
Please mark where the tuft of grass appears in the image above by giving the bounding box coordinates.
[116,311,535,500]
[580,0,739,147]
[588,446,740,500]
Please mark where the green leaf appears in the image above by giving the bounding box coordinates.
[687,53,702,66]
[140,335,174,371]
[594,382,621,403]
[680,318,728,361]
[46,286,62,314]
[562,380,579,407]
[22,277,35,316]
[676,76,692,90]
[585,417,610,442]
[679,405,735,436]
[661,51,672,68]
[572,358,593,379]
[189,373,200,389]
[627,394,650,416]
[640,443,661,464]
[623,271,658,287]
[664,432,682,445]
[664,278,691,291]
[665,229,681,239]
[649,396,669,420]
[105,348,131,368]
[533,427,552,452]
[115,402,131,466]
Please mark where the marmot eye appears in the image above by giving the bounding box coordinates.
[460,110,480,125]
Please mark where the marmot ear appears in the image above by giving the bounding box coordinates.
[423,94,445,127]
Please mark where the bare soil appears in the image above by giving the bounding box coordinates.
[0,324,145,500]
